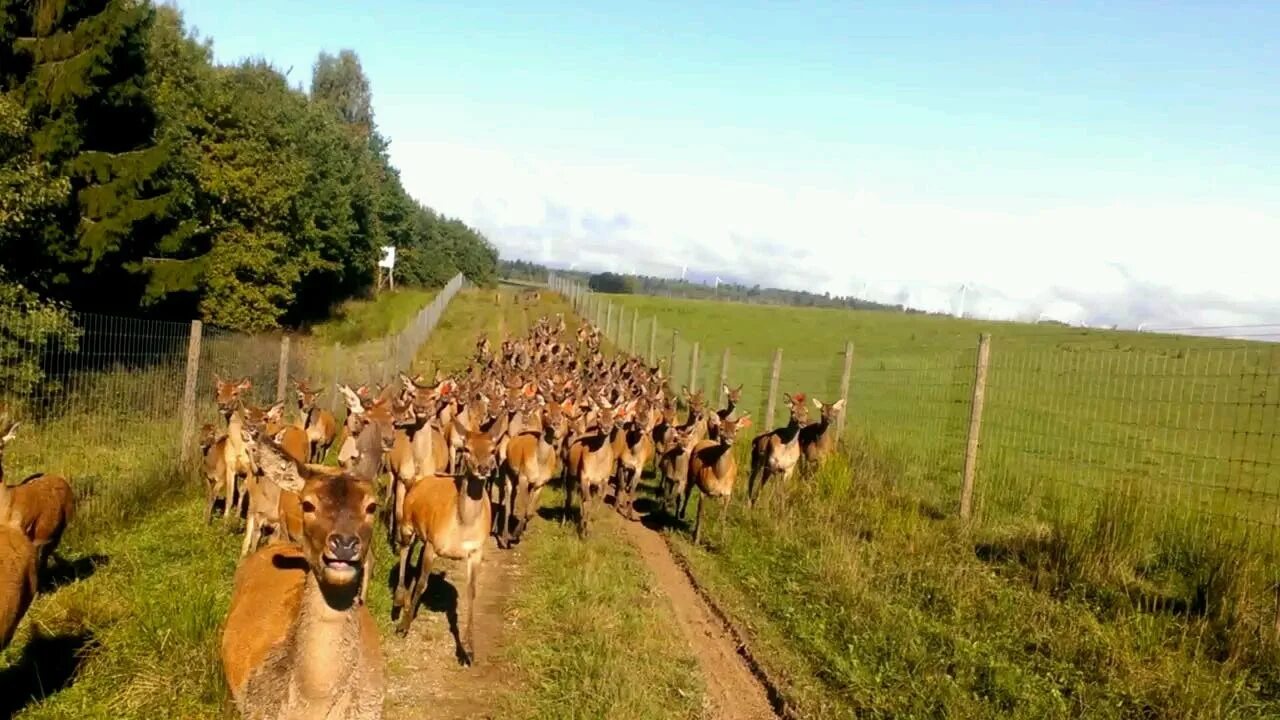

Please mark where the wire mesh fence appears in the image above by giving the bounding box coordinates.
[549,273,1280,560]
[0,274,464,538]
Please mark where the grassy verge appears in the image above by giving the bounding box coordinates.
[309,288,437,345]
[499,489,703,720]
[662,450,1280,719]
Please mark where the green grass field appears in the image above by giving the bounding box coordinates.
[1,287,702,719]
[583,289,1280,718]
[309,288,438,345]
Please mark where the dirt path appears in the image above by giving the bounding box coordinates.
[382,537,523,719]
[615,517,779,720]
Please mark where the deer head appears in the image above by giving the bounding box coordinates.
[783,393,811,426]
[812,397,846,424]
[215,375,253,420]
[709,412,752,445]
[296,470,378,603]
[294,379,324,412]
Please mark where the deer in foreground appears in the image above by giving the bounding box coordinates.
[0,416,75,570]
[221,470,384,719]
[684,413,752,543]
[240,438,307,557]
[0,522,36,650]
[658,427,703,516]
[747,393,810,507]
[800,397,846,473]
[295,380,338,463]
[393,414,508,664]
[612,401,658,521]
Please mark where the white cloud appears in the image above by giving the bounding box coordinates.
[394,139,1280,331]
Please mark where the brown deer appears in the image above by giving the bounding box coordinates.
[204,407,255,523]
[295,380,338,463]
[393,414,508,663]
[684,413,752,543]
[658,427,702,516]
[0,523,36,650]
[612,402,658,521]
[215,375,253,423]
[499,400,570,547]
[0,417,75,569]
[564,400,631,537]
[747,393,810,507]
[221,470,384,719]
[240,438,308,557]
[800,397,846,472]
[716,383,744,421]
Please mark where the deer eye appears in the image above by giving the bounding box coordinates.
[301,500,317,513]
[364,502,377,515]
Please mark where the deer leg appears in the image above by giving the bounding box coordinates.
[393,538,413,608]
[397,541,433,637]
[577,479,592,537]
[516,484,543,541]
[462,549,481,665]
[501,476,519,547]
[393,479,407,546]
[222,467,237,522]
[561,470,574,526]
[692,491,705,544]
[240,514,258,557]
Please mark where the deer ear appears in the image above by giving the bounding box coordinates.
[721,383,730,396]
[832,398,846,411]
[782,393,793,405]
[2,421,19,444]
[736,414,753,429]
[239,377,253,391]
[812,397,822,409]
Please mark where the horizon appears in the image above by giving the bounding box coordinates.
[171,0,1280,332]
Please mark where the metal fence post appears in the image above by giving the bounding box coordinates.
[178,320,203,464]
[764,348,782,430]
[276,335,290,405]
[836,341,855,440]
[959,333,992,521]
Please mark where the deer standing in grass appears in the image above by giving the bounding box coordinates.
[747,393,810,507]
[499,400,570,547]
[684,413,752,543]
[0,417,38,650]
[393,415,508,664]
[221,470,384,719]
[716,383,743,422]
[296,380,338,463]
[612,401,658,521]
[215,375,253,424]
[0,417,74,572]
[658,427,703,516]
[564,401,629,537]
[240,438,308,557]
[800,398,846,473]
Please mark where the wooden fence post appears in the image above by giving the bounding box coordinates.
[178,320,203,464]
[630,311,639,355]
[669,330,680,387]
[649,316,658,365]
[959,333,992,521]
[606,303,614,340]
[718,348,730,406]
[835,341,855,440]
[328,343,341,413]
[764,348,782,430]
[276,335,290,405]
[689,342,700,392]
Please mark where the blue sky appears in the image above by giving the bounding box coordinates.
[171,0,1280,330]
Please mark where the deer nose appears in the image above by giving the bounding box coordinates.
[327,534,361,562]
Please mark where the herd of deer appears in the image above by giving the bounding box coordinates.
[0,309,843,720]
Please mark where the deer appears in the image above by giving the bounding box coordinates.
[393,414,508,664]
[240,437,308,557]
[564,400,631,537]
[385,377,451,541]
[747,393,810,507]
[658,427,703,516]
[612,401,658,521]
[498,400,570,547]
[683,412,752,543]
[205,406,256,524]
[800,397,846,474]
[715,383,744,422]
[0,522,36,650]
[0,416,74,570]
[221,470,384,719]
[215,375,253,424]
[295,379,338,463]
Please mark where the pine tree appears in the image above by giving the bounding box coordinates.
[1,0,173,307]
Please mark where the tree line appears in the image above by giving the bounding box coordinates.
[0,0,497,333]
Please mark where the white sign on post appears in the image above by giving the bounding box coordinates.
[378,245,396,270]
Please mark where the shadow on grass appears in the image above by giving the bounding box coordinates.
[0,632,97,719]
[389,549,466,665]
[39,553,108,594]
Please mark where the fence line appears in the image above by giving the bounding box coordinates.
[0,273,465,535]
[548,273,1280,560]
